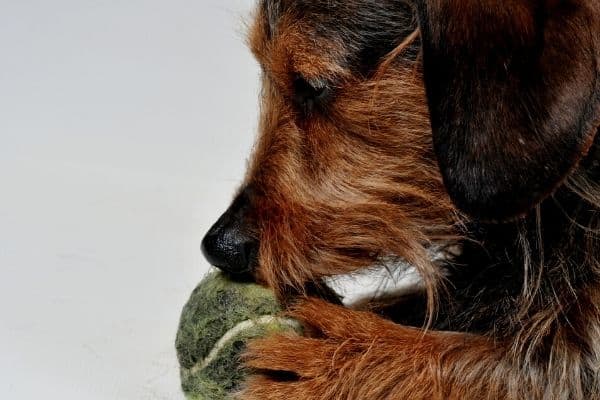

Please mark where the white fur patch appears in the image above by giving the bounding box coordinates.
[325,261,423,307]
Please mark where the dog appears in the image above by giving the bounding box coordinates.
[202,1,600,399]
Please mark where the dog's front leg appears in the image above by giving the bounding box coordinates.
[238,298,527,400]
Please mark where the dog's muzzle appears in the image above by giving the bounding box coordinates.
[201,189,258,277]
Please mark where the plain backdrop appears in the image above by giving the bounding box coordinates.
[0,0,259,398]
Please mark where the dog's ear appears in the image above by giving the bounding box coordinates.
[415,0,600,221]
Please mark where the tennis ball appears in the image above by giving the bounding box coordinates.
[175,270,299,400]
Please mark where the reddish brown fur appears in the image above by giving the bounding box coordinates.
[246,6,457,307]
[241,292,600,399]
[214,1,600,399]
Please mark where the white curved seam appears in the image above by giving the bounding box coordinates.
[189,316,298,374]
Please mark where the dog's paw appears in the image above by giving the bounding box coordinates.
[237,299,411,400]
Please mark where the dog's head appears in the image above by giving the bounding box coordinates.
[202,0,457,299]
[202,0,600,298]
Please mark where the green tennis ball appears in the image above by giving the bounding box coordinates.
[175,270,299,400]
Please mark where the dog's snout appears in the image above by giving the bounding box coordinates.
[201,191,258,277]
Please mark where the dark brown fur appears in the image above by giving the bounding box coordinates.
[204,1,600,398]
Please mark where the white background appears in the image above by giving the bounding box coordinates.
[0,0,259,398]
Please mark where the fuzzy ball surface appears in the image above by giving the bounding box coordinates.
[175,270,298,400]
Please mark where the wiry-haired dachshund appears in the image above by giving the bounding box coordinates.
[202,1,600,399]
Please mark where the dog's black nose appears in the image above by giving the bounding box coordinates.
[201,191,258,276]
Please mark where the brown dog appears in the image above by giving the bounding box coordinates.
[202,1,600,399]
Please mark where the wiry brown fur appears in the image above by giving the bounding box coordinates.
[246,10,457,309]
[240,176,600,399]
[204,1,600,399]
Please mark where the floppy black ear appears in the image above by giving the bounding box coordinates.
[415,0,600,221]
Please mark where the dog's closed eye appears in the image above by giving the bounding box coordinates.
[292,76,331,115]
